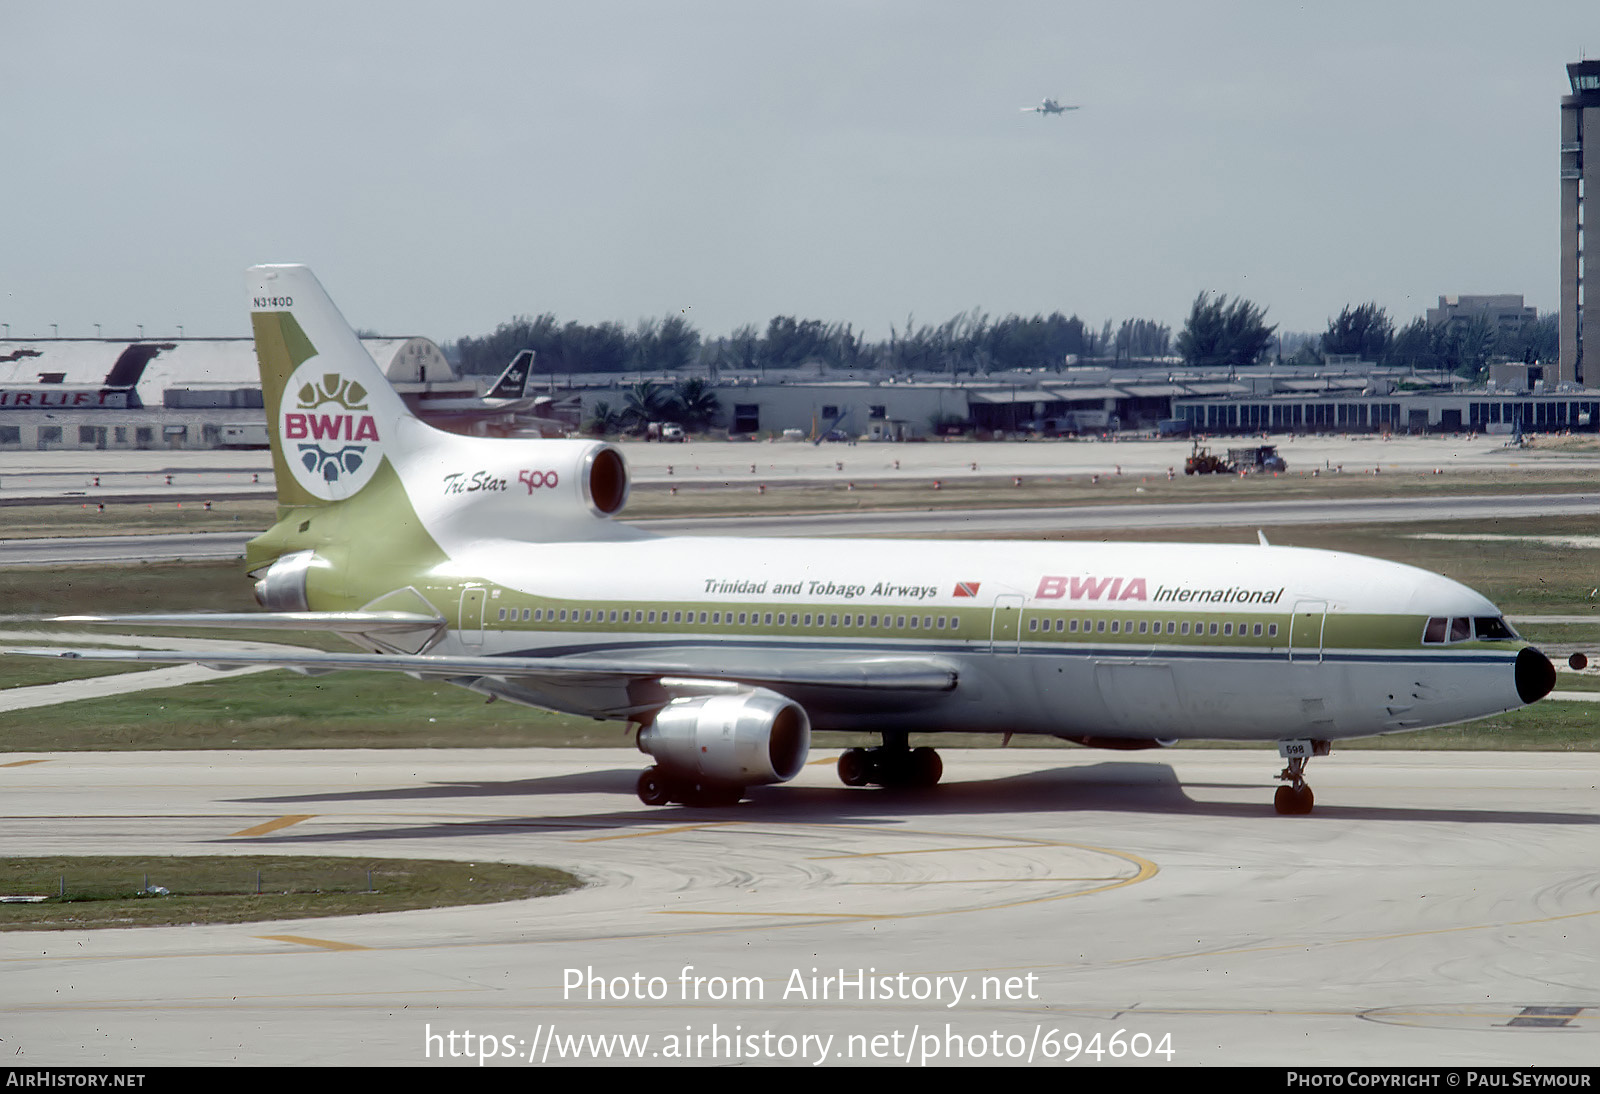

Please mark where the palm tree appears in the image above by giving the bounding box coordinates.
[672,378,721,431]
[621,381,669,434]
[585,400,621,436]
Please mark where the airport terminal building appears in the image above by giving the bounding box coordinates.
[4,338,1594,451]
[0,336,458,450]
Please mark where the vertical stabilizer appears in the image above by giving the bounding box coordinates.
[249,265,413,509]
[487,350,534,400]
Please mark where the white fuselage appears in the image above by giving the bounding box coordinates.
[417,533,1528,741]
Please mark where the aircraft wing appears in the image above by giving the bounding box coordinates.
[51,611,445,633]
[3,645,958,692]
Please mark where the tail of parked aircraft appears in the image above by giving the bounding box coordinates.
[249,264,414,512]
[486,350,534,401]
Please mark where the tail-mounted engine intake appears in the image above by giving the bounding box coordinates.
[427,438,630,541]
[636,687,811,793]
[252,549,317,611]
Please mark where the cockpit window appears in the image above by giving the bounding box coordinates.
[1474,616,1519,641]
[1423,615,1520,644]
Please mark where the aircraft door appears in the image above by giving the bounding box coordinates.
[459,587,486,648]
[1289,599,1327,663]
[990,594,1024,652]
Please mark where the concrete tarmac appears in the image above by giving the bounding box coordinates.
[7,492,1600,566]
[2,432,1598,501]
[2,747,1598,1067]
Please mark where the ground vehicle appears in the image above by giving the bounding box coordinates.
[1228,445,1287,473]
[1184,443,1229,474]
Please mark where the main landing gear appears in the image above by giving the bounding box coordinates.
[1273,739,1330,815]
[837,730,944,790]
[636,767,743,808]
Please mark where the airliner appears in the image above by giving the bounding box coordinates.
[18,266,1556,814]
[1022,98,1078,115]
[406,349,537,428]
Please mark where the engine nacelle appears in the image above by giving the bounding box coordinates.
[252,548,317,610]
[408,437,630,541]
[637,688,811,787]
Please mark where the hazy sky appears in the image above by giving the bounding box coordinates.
[4,1,1595,345]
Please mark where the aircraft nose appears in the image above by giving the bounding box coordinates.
[1515,646,1557,704]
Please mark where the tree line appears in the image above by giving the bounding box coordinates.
[452,295,1556,382]
[452,309,1174,378]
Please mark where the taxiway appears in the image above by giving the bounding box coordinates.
[2,748,1597,1066]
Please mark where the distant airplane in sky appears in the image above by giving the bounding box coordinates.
[1022,97,1078,115]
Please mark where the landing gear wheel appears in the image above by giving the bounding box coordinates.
[838,749,871,787]
[637,767,673,806]
[1273,784,1314,815]
[909,747,943,788]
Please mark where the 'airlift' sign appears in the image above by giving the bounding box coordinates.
[0,388,131,408]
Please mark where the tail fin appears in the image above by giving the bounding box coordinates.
[249,265,413,509]
[486,350,533,400]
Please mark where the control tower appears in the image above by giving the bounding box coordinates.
[1560,60,1600,385]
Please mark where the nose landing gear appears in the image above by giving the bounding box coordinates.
[1273,739,1330,815]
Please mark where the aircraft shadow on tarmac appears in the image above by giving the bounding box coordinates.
[215,760,1600,847]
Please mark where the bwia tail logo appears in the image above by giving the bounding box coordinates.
[281,359,383,498]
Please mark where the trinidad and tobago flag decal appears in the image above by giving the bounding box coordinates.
[953,581,981,598]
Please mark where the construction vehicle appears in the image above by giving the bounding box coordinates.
[1184,442,1229,475]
